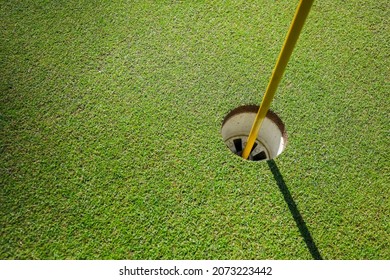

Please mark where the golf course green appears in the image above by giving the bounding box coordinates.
[1,0,388,259]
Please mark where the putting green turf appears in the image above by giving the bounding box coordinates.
[1,0,389,259]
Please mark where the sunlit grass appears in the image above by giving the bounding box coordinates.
[1,0,388,259]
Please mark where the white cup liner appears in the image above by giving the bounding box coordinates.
[221,105,287,161]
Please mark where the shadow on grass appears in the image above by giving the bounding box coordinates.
[267,159,323,260]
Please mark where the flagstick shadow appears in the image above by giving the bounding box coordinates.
[267,159,323,260]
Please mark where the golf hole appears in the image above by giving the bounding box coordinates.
[221,105,287,161]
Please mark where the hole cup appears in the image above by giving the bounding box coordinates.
[221,105,287,161]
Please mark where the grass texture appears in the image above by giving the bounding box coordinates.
[1,0,389,259]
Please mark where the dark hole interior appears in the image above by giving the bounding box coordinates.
[231,138,266,161]
[233,138,242,153]
[252,151,267,161]
[250,142,258,153]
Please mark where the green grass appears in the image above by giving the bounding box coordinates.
[1,0,389,259]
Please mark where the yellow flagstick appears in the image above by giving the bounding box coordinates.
[242,0,314,160]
